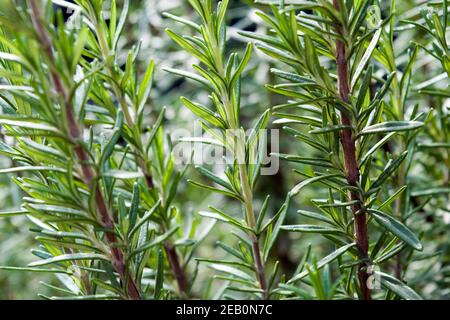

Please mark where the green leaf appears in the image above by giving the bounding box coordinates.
[0,266,72,274]
[28,253,108,267]
[0,210,29,217]
[154,248,164,300]
[360,132,396,165]
[195,166,234,191]
[27,204,86,218]
[162,12,201,31]
[216,0,229,32]
[375,271,423,300]
[378,186,407,210]
[270,68,315,84]
[163,67,212,90]
[359,121,423,136]
[368,209,423,251]
[129,200,160,238]
[199,209,253,233]
[355,65,373,110]
[208,264,253,281]
[180,97,226,128]
[188,179,242,201]
[351,28,382,89]
[281,224,346,236]
[0,166,66,174]
[290,174,341,196]
[146,107,166,153]
[131,226,179,257]
[297,210,334,225]
[128,182,140,231]
[275,153,333,168]
[137,60,155,112]
[102,170,143,179]
[165,30,211,67]
[229,43,252,88]
[112,0,129,50]
[411,188,450,197]
[309,125,352,134]
[256,195,270,232]
[288,243,356,283]
[369,152,408,192]
[100,110,123,166]
[264,195,290,260]
[0,116,61,133]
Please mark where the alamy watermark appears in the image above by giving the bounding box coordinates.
[171,120,280,176]
[366,265,381,290]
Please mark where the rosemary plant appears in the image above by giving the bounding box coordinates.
[400,0,450,297]
[243,0,427,299]
[0,0,209,299]
[165,0,289,299]
[0,0,448,301]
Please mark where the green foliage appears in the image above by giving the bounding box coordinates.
[0,0,448,300]
[242,0,447,299]
[165,0,290,299]
[0,0,209,300]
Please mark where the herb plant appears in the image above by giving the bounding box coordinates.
[165,0,294,299]
[0,0,448,300]
[243,0,428,300]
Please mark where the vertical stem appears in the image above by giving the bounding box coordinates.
[333,0,371,300]
[29,0,140,300]
[164,243,188,298]
[239,163,268,299]
[207,16,268,299]
[251,236,268,299]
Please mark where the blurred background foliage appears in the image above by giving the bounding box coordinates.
[0,0,448,299]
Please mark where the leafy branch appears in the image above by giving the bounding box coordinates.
[165,0,289,299]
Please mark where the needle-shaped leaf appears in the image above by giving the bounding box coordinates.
[100,111,123,166]
[368,209,423,251]
[229,43,252,89]
[290,174,341,196]
[288,243,356,283]
[128,182,140,231]
[351,28,382,89]
[375,271,423,300]
[359,121,423,136]
[195,166,234,191]
[199,208,253,233]
[102,170,143,180]
[28,253,108,267]
[0,116,60,133]
[369,152,408,192]
[112,0,129,50]
[180,97,226,129]
[154,248,164,300]
[281,224,346,236]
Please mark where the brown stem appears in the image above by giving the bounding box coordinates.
[138,157,154,189]
[252,236,268,300]
[164,243,188,298]
[28,0,140,300]
[333,0,371,300]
